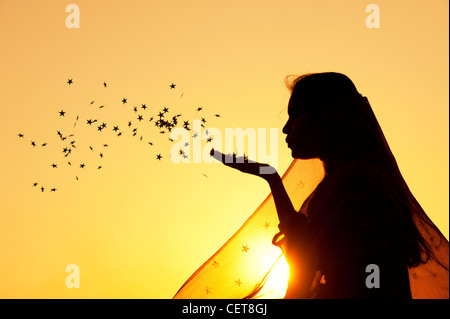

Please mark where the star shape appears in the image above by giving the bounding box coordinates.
[51,163,57,168]
[137,115,143,121]
[156,154,162,160]
[141,104,147,110]
[67,79,73,85]
[80,163,85,168]
[235,279,242,287]
[263,222,270,229]
[59,110,66,116]
[103,81,107,87]
[18,133,24,138]
[170,83,176,89]
[242,244,250,253]
[122,98,127,104]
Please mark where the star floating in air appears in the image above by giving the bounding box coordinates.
[170,83,176,89]
[59,110,66,116]
[80,163,85,169]
[235,279,242,287]
[103,81,107,88]
[122,98,127,104]
[18,133,24,138]
[156,154,162,160]
[242,244,250,253]
[67,79,73,85]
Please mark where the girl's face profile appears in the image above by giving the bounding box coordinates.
[283,93,318,159]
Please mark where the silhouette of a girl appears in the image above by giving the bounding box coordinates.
[212,72,448,298]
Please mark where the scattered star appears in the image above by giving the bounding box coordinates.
[242,245,250,253]
[170,83,176,89]
[41,186,44,192]
[141,104,147,110]
[263,222,270,229]
[137,115,143,121]
[59,110,66,116]
[122,98,127,104]
[156,154,162,160]
[50,188,57,192]
[33,182,38,187]
[113,126,119,132]
[196,107,203,112]
[51,163,57,168]
[163,107,169,113]
[235,279,242,287]
[80,163,85,168]
[31,141,36,147]
[103,81,107,87]
[67,79,73,85]
[18,133,24,138]
[214,114,221,117]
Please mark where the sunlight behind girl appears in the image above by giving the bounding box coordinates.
[254,254,290,299]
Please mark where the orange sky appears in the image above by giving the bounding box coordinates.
[0,0,448,298]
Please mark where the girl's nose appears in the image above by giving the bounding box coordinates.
[282,120,290,135]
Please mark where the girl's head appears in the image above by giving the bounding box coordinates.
[283,72,374,169]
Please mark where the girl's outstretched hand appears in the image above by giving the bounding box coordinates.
[210,148,276,178]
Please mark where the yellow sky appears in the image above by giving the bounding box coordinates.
[0,0,448,298]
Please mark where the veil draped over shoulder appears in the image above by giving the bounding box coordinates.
[173,92,449,299]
